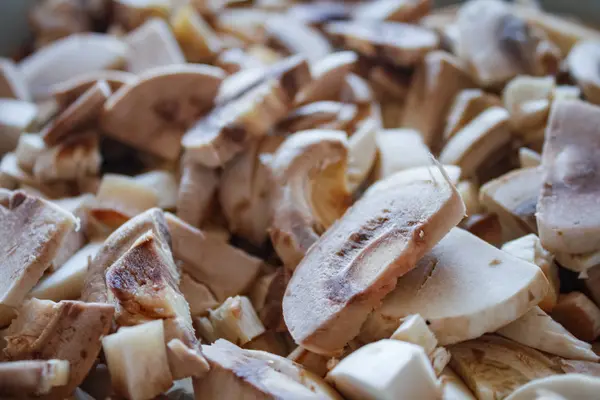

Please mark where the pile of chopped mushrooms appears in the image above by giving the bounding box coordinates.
[3,0,600,398]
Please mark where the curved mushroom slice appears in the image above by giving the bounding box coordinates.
[401,50,474,149]
[219,136,283,246]
[102,64,224,161]
[0,359,69,398]
[269,130,350,269]
[497,306,599,362]
[296,51,357,105]
[0,58,30,101]
[325,21,439,68]
[347,115,379,193]
[171,5,222,63]
[440,107,511,179]
[3,299,115,399]
[265,16,332,62]
[284,163,465,355]
[551,292,600,343]
[449,335,559,400]
[113,0,171,31]
[352,0,431,22]
[195,339,341,399]
[0,190,77,326]
[444,89,502,142]
[0,99,38,157]
[506,374,600,400]
[134,170,178,210]
[538,100,600,255]
[375,129,431,180]
[18,33,127,98]
[277,102,358,134]
[176,157,219,228]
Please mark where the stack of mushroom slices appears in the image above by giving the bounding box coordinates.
[4,0,600,399]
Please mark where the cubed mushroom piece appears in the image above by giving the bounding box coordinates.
[0,99,38,157]
[444,89,502,142]
[0,360,69,397]
[506,374,600,400]
[352,0,431,22]
[171,5,222,63]
[176,157,219,228]
[296,51,357,105]
[375,129,431,180]
[361,228,549,346]
[0,58,30,101]
[265,16,332,62]
[551,292,600,342]
[208,296,265,346]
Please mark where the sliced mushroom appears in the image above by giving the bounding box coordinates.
[265,16,332,63]
[503,75,554,133]
[440,107,512,179]
[179,272,218,317]
[0,58,30,101]
[444,89,502,142]
[375,129,431,180]
[3,299,115,399]
[538,100,600,254]
[0,99,38,157]
[551,292,600,342]
[402,50,474,149]
[284,163,465,355]
[18,33,127,98]
[352,0,431,22]
[102,64,224,161]
[194,339,341,399]
[176,157,219,228]
[113,0,171,31]
[325,21,439,68]
[0,190,77,326]
[326,339,440,400]
[391,314,438,356]
[269,130,350,269]
[506,374,600,400]
[208,296,265,346]
[171,5,222,63]
[0,359,69,398]
[449,335,559,400]
[519,147,541,168]
[361,227,548,346]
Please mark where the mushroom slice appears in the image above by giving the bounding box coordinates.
[102,64,224,161]
[18,33,127,98]
[551,292,600,342]
[440,107,511,179]
[402,50,474,149]
[325,21,439,68]
[391,314,438,356]
[375,129,431,180]
[124,18,185,74]
[195,339,340,399]
[134,170,178,210]
[277,102,358,133]
[480,167,542,242]
[3,299,114,399]
[326,339,440,400]
[444,89,502,142]
[497,306,598,362]
[171,5,222,63]
[519,147,541,168]
[352,0,431,22]
[208,296,266,346]
[503,75,554,133]
[176,157,218,228]
[219,136,283,246]
[113,0,171,31]
[0,190,77,326]
[449,335,559,400]
[537,100,600,254]
[269,130,350,269]
[265,16,332,62]
[284,163,465,355]
[361,228,548,346]
[0,99,38,157]
[506,374,600,400]
[179,272,218,317]
[348,115,380,193]
[165,213,262,302]
[31,242,103,302]
[0,359,69,398]
[0,58,30,101]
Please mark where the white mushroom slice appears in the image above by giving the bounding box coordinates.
[325,21,439,68]
[0,360,69,397]
[265,16,332,62]
[519,147,541,168]
[113,0,171,31]
[0,99,38,157]
[176,158,218,228]
[209,296,266,346]
[506,374,600,400]
[179,272,218,317]
[18,33,127,98]
[480,167,542,242]
[503,75,554,132]
[171,5,222,63]
[352,0,431,22]
[30,242,103,302]
[219,136,283,246]
[439,367,477,400]
[551,292,600,342]
[326,339,440,400]
[444,89,502,142]
[102,320,174,400]
[449,335,559,400]
[284,163,465,355]
[297,51,358,105]
[195,339,341,399]
[0,190,77,326]
[134,170,178,210]
[277,102,358,134]
[361,228,549,346]
[125,18,185,74]
[3,299,114,399]
[391,314,438,355]
[269,130,350,269]
[538,100,600,254]
[0,58,30,101]
[440,107,512,179]
[102,64,224,161]
[375,129,431,180]
[497,306,598,362]
[166,213,262,302]
[14,133,45,173]
[348,115,379,192]
[402,51,474,149]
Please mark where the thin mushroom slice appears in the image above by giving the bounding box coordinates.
[444,89,502,142]
[352,0,431,23]
[102,64,225,161]
[506,374,600,400]
[171,5,222,63]
[269,130,351,269]
[195,339,341,399]
[0,58,30,101]
[265,16,332,62]
[537,100,600,255]
[283,163,465,355]
[176,157,219,228]
[360,228,548,346]
[375,129,431,180]
[325,21,439,68]
[0,359,69,398]
[0,99,38,157]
